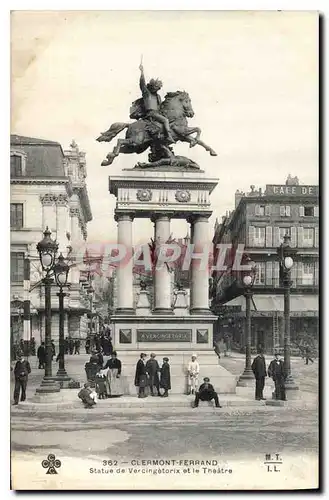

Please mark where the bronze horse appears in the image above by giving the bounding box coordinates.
[97,91,217,166]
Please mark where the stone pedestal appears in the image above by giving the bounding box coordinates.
[107,168,236,394]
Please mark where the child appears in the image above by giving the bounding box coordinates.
[78,382,97,409]
[160,357,171,397]
[95,369,107,399]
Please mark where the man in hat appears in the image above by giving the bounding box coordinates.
[251,348,267,400]
[146,353,161,396]
[160,357,171,397]
[134,353,148,398]
[37,341,46,369]
[187,354,199,395]
[193,377,222,408]
[139,62,174,142]
[268,352,287,401]
[12,353,31,405]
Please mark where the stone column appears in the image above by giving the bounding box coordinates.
[189,215,211,314]
[69,208,81,286]
[152,214,172,313]
[116,213,134,314]
[56,194,69,255]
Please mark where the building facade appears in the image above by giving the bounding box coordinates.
[10,135,93,349]
[211,176,319,352]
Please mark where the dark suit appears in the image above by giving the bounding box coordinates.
[268,359,286,401]
[194,383,220,408]
[13,359,31,403]
[160,362,171,396]
[134,359,148,397]
[146,359,160,396]
[251,354,267,400]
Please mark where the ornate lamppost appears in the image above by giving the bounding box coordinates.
[35,227,60,394]
[237,256,256,386]
[277,234,299,391]
[53,253,71,385]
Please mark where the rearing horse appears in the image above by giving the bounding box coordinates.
[97,91,217,166]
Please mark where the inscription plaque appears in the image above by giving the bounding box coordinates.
[137,330,192,342]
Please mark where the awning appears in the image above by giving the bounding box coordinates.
[225,294,318,315]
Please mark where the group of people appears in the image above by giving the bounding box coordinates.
[134,353,171,398]
[252,350,287,401]
[64,338,81,355]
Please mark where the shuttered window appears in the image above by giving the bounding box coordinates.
[314,206,319,217]
[273,226,280,247]
[265,205,271,216]
[254,227,265,247]
[314,227,319,247]
[303,228,314,247]
[299,206,305,217]
[273,262,280,287]
[265,226,273,247]
[254,262,266,285]
[10,204,23,229]
[10,155,23,177]
[265,261,273,285]
[248,226,255,247]
[11,252,24,282]
[290,227,297,247]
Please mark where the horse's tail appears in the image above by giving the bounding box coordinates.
[96,122,129,143]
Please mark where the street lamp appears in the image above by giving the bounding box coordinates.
[35,227,60,394]
[237,256,256,386]
[53,253,71,385]
[277,233,299,391]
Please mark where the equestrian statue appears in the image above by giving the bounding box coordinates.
[97,61,217,169]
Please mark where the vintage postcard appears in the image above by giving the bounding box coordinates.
[10,10,319,490]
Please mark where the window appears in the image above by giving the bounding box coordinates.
[255,205,265,216]
[302,262,314,286]
[279,227,290,243]
[303,228,314,247]
[280,206,291,216]
[300,206,315,217]
[265,205,271,216]
[254,227,265,247]
[254,262,266,285]
[10,203,23,229]
[11,252,24,282]
[10,155,23,177]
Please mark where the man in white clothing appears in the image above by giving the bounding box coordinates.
[187,354,200,395]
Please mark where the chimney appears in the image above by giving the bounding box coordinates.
[235,189,244,208]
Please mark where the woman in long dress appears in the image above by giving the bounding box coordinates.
[103,351,123,397]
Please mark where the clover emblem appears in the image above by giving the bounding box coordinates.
[41,454,61,474]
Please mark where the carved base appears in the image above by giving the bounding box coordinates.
[35,377,61,394]
[152,308,174,315]
[115,308,136,315]
[190,308,212,315]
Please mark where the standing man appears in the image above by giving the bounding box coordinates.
[13,353,31,405]
[268,352,287,401]
[304,344,314,365]
[146,353,161,397]
[134,353,148,398]
[37,341,46,369]
[160,357,171,397]
[139,62,174,142]
[251,349,267,400]
[193,377,222,408]
[187,354,199,395]
[74,339,81,355]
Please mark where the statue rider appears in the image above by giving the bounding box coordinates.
[139,62,174,143]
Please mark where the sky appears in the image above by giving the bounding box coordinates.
[11,10,319,244]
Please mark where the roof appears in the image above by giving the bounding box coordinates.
[10,134,66,178]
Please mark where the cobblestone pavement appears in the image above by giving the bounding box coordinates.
[10,354,319,490]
